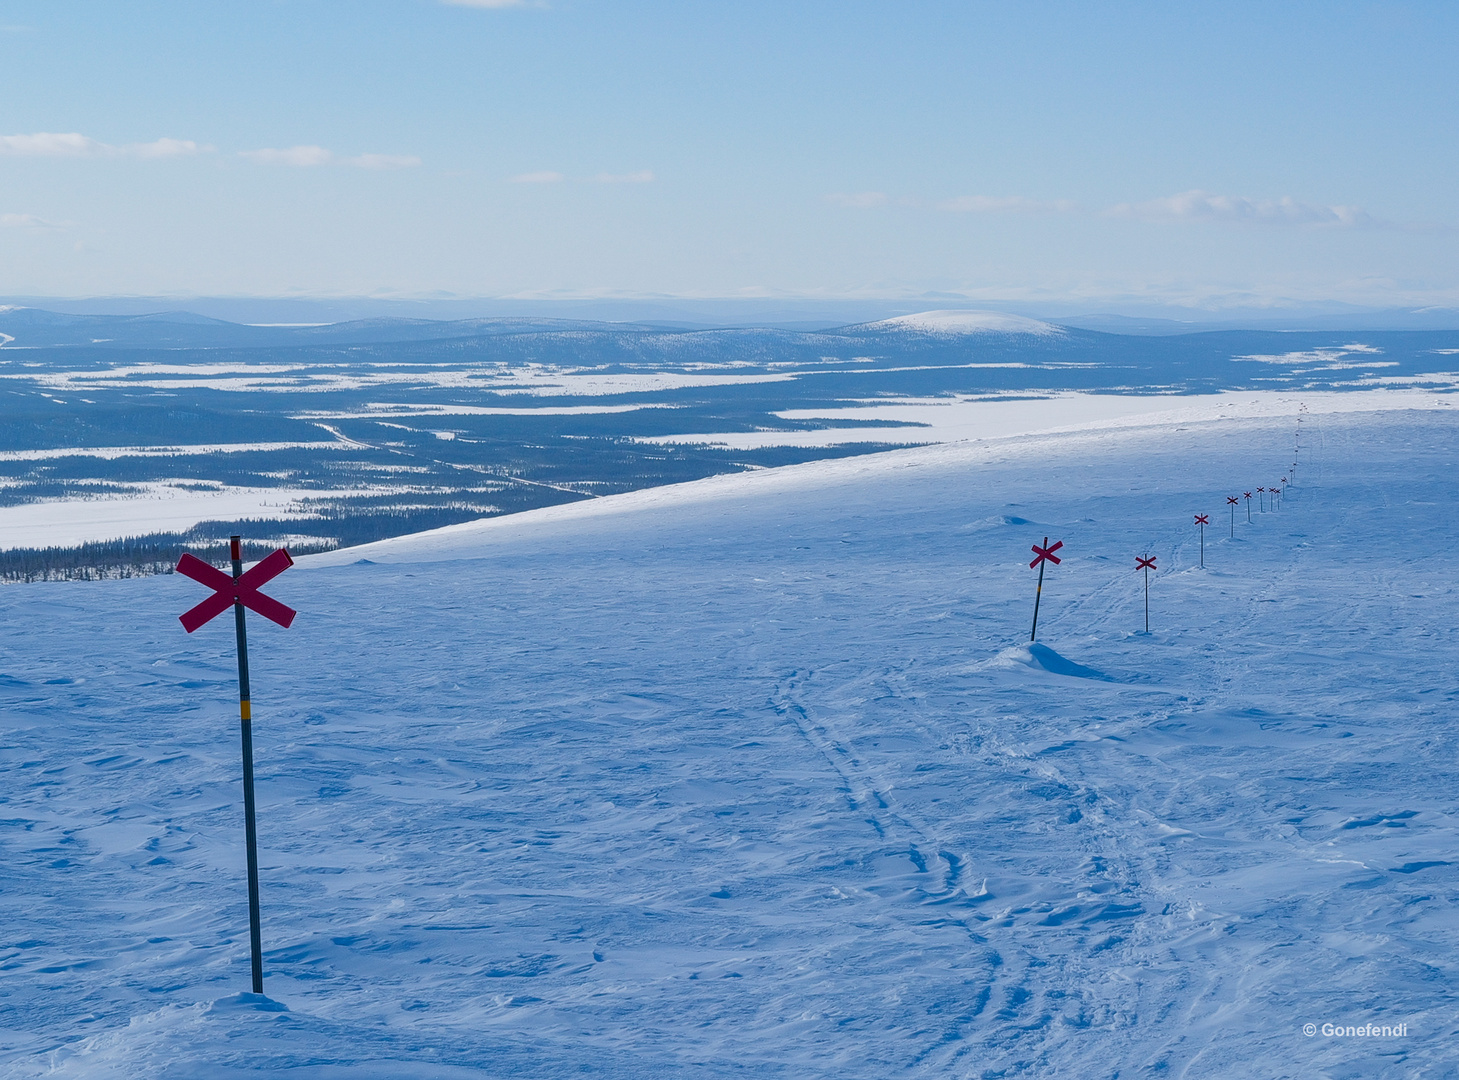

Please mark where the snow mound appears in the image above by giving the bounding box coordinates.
[990,641,1110,679]
[864,309,1063,336]
[206,993,289,1014]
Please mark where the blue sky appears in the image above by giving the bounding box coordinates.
[0,0,1455,312]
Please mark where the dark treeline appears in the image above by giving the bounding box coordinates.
[0,532,330,584]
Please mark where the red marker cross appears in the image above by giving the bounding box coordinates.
[1194,514,1209,525]
[1030,540,1063,569]
[1227,496,1239,506]
[1136,555,1156,570]
[178,548,297,633]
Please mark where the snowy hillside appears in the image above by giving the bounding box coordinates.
[1,398,1455,1076]
[859,309,1063,335]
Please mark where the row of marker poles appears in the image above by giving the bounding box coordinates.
[1132,409,1307,631]
[172,400,1321,995]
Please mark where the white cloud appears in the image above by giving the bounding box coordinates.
[826,191,889,209]
[509,170,653,184]
[1106,190,1373,228]
[0,132,103,157]
[240,145,335,167]
[0,134,410,169]
[0,132,205,159]
[823,187,1403,232]
[826,191,1077,213]
[346,153,422,170]
[938,195,1077,215]
[130,137,204,159]
[593,170,654,184]
[240,146,420,169]
[0,212,61,229]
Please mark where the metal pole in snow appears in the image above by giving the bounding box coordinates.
[1136,554,1155,633]
[1194,515,1208,567]
[231,535,265,996]
[175,537,296,997]
[1028,537,1062,642]
[1228,496,1238,537]
[1031,540,1047,642]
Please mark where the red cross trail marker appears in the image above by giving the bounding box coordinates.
[1136,554,1156,632]
[1227,495,1239,536]
[176,536,295,996]
[178,548,297,633]
[1244,491,1253,523]
[1194,514,1209,567]
[1257,487,1266,513]
[1028,537,1062,642]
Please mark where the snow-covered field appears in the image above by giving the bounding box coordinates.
[1,400,1455,1077]
[0,483,381,551]
[636,387,1456,451]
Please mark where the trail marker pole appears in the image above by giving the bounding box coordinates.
[1136,554,1156,632]
[177,537,296,996]
[1227,496,1238,537]
[1029,537,1062,642]
[1244,491,1252,522]
[1194,515,1209,567]
[1258,487,1266,512]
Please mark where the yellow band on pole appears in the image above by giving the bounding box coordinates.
[240,700,251,721]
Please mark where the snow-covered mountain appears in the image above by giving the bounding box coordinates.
[858,309,1064,335]
[1,398,1454,1076]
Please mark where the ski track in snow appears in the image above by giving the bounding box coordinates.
[0,407,1456,1077]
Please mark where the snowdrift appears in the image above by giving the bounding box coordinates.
[987,641,1112,680]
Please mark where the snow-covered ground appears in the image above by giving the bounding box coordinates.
[1,401,1455,1077]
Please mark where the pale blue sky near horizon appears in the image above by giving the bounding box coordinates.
[0,0,1455,314]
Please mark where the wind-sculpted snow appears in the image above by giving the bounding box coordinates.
[1,406,1456,1076]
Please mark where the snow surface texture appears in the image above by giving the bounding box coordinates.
[2,405,1456,1077]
